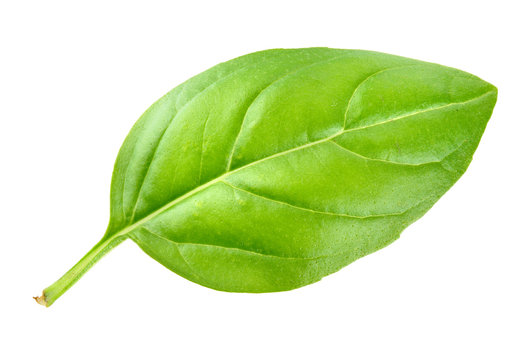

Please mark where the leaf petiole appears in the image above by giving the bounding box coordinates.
[34,234,126,307]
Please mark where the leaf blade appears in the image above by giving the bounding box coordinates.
[111,48,496,292]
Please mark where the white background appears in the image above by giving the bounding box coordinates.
[1,1,529,359]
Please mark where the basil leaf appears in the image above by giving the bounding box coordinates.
[35,48,497,306]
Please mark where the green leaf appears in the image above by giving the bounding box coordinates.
[35,48,497,306]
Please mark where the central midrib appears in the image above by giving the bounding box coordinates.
[110,89,494,241]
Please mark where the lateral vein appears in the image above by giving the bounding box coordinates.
[222,181,418,219]
[225,53,356,171]
[139,226,326,261]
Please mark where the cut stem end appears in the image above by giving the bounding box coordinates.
[34,293,48,307]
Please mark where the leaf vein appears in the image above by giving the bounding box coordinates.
[344,90,496,133]
[139,226,326,261]
[129,112,176,222]
[132,230,211,284]
[329,140,433,166]
[225,53,358,171]
[342,64,421,129]
[198,111,211,183]
[222,181,416,219]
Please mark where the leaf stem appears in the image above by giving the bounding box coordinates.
[34,234,126,307]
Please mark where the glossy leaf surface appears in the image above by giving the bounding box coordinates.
[36,48,497,305]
